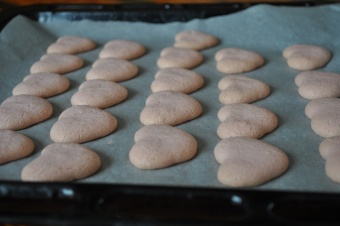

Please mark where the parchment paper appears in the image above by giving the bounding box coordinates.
[1,3,340,192]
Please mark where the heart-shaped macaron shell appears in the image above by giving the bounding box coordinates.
[0,95,53,130]
[99,40,146,60]
[157,47,204,69]
[295,71,340,100]
[217,104,278,139]
[50,105,117,143]
[174,30,219,51]
[71,80,128,109]
[320,136,340,160]
[129,125,197,169]
[30,53,84,74]
[319,136,340,183]
[21,143,101,182]
[283,45,331,70]
[218,75,270,104]
[215,48,265,74]
[214,137,289,187]
[305,98,340,138]
[12,72,70,98]
[151,68,204,94]
[47,36,96,54]
[140,91,202,126]
[0,130,35,164]
[86,58,138,82]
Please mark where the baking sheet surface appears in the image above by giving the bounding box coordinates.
[1,3,340,192]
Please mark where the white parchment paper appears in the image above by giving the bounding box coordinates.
[1,3,340,192]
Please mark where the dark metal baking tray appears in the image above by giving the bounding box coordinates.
[1,3,340,225]
[0,1,331,30]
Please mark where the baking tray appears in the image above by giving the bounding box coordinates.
[1,2,340,225]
